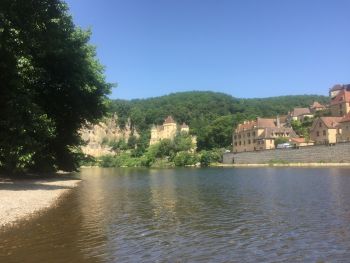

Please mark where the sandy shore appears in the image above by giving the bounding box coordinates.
[0,177,81,229]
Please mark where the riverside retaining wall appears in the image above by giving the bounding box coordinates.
[223,142,350,164]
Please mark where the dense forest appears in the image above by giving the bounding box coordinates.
[108,91,329,150]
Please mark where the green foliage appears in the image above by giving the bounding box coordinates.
[199,149,223,167]
[275,137,289,145]
[99,153,142,167]
[173,151,198,166]
[291,117,314,140]
[0,0,111,174]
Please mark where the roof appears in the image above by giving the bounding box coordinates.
[330,84,344,92]
[291,107,311,117]
[235,118,277,132]
[314,117,343,129]
[164,116,176,124]
[310,101,326,109]
[330,90,350,105]
[180,123,189,128]
[289,137,314,143]
[257,127,297,139]
[340,112,350,123]
[330,84,350,92]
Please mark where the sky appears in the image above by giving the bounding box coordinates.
[65,0,350,100]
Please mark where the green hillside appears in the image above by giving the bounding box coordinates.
[109,91,328,150]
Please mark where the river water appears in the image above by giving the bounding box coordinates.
[1,167,350,262]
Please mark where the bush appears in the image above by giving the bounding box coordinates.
[173,151,198,166]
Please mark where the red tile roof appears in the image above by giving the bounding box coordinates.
[235,118,276,132]
[340,112,350,123]
[310,101,326,109]
[320,117,343,128]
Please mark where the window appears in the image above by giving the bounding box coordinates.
[319,122,322,128]
[248,139,251,144]
[253,131,256,136]
[323,130,326,136]
[234,135,237,139]
[317,131,320,136]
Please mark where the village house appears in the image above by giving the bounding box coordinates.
[288,107,313,122]
[150,116,196,146]
[232,117,297,153]
[309,101,326,113]
[309,117,342,145]
[329,87,350,117]
[337,112,350,143]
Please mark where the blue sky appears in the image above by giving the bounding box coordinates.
[66,0,350,100]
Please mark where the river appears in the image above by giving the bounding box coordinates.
[1,167,350,262]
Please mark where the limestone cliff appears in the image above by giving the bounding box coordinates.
[79,114,139,157]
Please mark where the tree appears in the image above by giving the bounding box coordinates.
[0,0,112,173]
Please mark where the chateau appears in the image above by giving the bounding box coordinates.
[150,116,194,145]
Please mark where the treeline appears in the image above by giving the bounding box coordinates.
[83,133,223,168]
[109,91,328,150]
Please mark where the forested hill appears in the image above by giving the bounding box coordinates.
[108,91,328,149]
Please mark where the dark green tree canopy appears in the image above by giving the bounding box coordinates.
[0,0,111,173]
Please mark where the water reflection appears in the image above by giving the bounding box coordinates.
[2,168,350,262]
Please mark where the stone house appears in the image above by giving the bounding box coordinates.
[310,117,342,145]
[309,101,326,113]
[288,107,313,122]
[232,117,297,153]
[150,116,195,146]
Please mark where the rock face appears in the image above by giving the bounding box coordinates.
[79,114,139,157]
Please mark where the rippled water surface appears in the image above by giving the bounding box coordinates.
[2,167,350,262]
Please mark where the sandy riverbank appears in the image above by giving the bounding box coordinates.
[0,176,81,229]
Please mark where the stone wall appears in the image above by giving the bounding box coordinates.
[223,142,350,164]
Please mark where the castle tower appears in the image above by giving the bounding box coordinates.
[163,116,177,139]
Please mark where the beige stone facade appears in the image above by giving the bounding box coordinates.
[150,116,194,146]
[79,114,138,157]
[310,117,342,145]
[329,87,350,117]
[232,117,297,153]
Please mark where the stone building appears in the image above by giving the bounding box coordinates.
[329,88,350,117]
[149,116,193,145]
[232,117,297,153]
[309,117,342,145]
[337,112,350,142]
[309,101,326,113]
[329,84,350,99]
[288,107,313,122]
